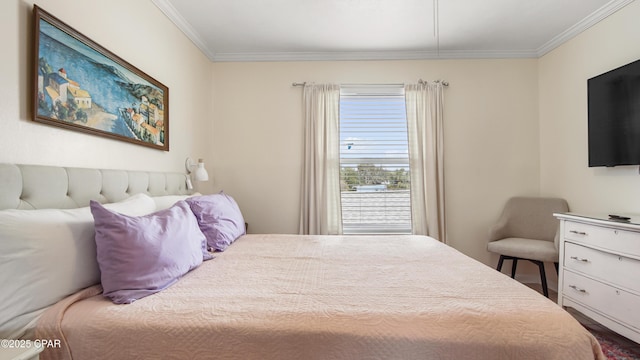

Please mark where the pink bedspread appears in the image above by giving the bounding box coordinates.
[36,234,604,360]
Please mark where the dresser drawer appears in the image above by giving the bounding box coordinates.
[563,270,640,331]
[564,242,640,293]
[564,221,640,257]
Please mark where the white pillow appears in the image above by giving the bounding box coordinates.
[153,193,201,210]
[0,193,156,339]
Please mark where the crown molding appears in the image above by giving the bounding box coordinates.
[151,0,217,61]
[212,49,537,62]
[536,0,634,57]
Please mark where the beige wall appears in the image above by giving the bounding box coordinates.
[211,59,540,264]
[1,0,213,183]
[8,0,636,275]
[3,1,540,267]
[539,1,640,215]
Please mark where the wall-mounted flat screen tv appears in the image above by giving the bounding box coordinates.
[588,58,640,167]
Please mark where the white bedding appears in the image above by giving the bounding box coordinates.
[0,194,157,340]
[36,234,604,360]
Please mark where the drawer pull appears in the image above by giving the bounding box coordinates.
[568,285,587,293]
[569,256,589,263]
[569,230,588,236]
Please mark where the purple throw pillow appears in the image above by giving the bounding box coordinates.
[186,192,246,252]
[90,200,207,304]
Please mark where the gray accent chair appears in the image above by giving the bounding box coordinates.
[487,196,569,298]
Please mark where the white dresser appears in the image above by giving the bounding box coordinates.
[555,213,640,344]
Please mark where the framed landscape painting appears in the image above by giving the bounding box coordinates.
[33,5,169,151]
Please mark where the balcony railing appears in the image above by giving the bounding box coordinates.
[341,190,411,234]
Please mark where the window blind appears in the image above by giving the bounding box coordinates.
[339,85,412,234]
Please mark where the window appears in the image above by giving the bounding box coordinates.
[339,85,412,234]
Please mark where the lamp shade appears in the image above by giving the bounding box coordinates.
[194,159,209,181]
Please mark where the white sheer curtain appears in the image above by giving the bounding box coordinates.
[299,83,342,235]
[405,82,447,243]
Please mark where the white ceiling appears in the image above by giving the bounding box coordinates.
[152,0,634,62]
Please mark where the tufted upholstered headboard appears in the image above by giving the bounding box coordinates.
[0,163,191,210]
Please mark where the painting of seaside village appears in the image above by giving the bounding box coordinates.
[33,7,169,150]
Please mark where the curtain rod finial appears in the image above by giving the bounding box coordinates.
[418,79,449,86]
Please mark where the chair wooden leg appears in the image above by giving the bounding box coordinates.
[534,261,549,298]
[497,255,519,279]
[498,257,551,298]
[497,255,505,271]
[510,258,518,279]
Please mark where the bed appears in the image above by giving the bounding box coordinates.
[0,163,605,360]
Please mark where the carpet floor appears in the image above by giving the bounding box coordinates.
[585,324,640,360]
